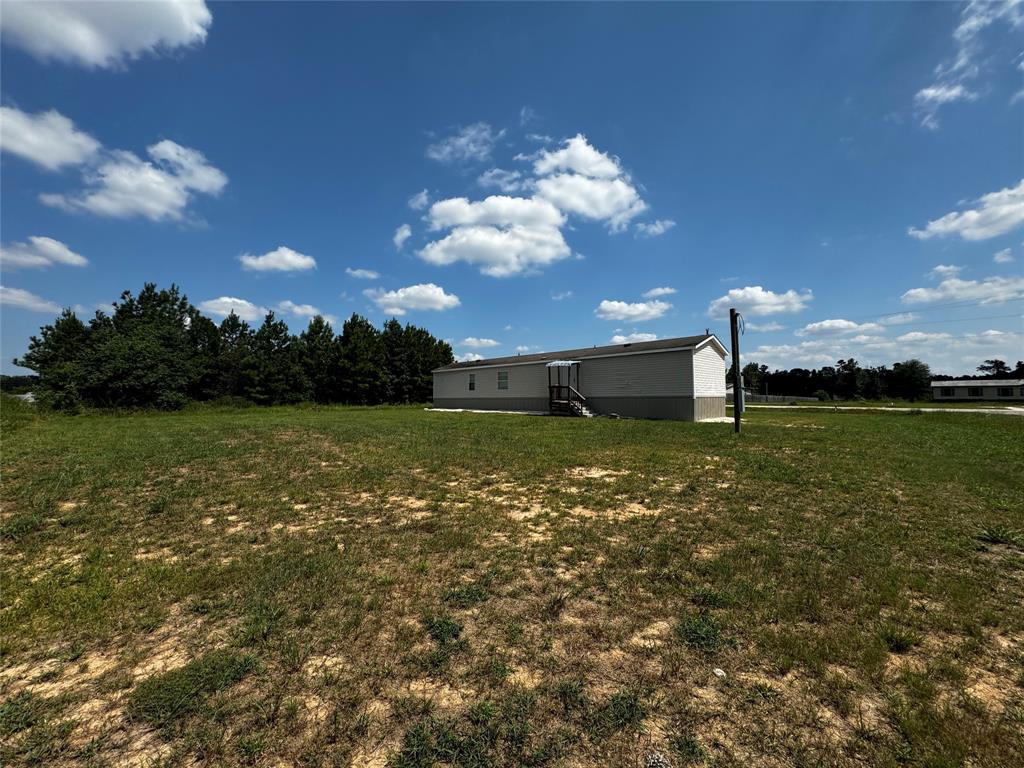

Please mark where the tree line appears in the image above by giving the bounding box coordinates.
[733,357,1024,402]
[12,283,453,411]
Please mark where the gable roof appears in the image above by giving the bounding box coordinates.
[435,334,726,372]
[930,379,1024,387]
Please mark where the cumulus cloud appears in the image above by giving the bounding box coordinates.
[477,168,527,193]
[642,286,676,298]
[744,321,786,332]
[594,299,671,322]
[929,264,963,278]
[0,106,101,170]
[393,223,412,250]
[914,0,1023,129]
[515,345,532,353]
[795,318,884,336]
[460,337,500,348]
[239,246,316,272]
[533,134,621,178]
[611,332,658,343]
[418,134,653,275]
[407,189,430,210]
[198,296,268,322]
[346,267,379,280]
[455,352,485,363]
[41,139,227,221]
[427,123,504,163]
[707,286,813,318]
[276,300,336,325]
[551,290,573,301]
[533,173,647,232]
[909,180,1024,241]
[0,285,62,313]
[994,248,1015,263]
[635,219,676,238]
[750,328,1024,373]
[363,283,460,316]
[0,0,212,68]
[1,236,87,270]
[878,312,919,325]
[901,275,1024,305]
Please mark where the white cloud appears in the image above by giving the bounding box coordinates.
[41,139,227,221]
[426,123,504,163]
[515,345,532,353]
[594,299,671,322]
[419,224,570,278]
[878,312,919,325]
[929,264,963,278]
[519,106,539,126]
[346,267,380,280]
[0,236,87,270]
[895,331,953,343]
[914,1,1023,129]
[393,223,412,250]
[418,134,649,274]
[744,321,785,332]
[901,275,1024,305]
[276,300,336,325]
[198,296,267,322]
[533,173,647,232]
[456,352,485,363]
[427,195,564,231]
[707,286,813,318]
[994,248,1015,263]
[611,332,658,343]
[533,134,621,179]
[477,168,527,193]
[0,0,212,68]
[642,286,676,298]
[363,283,460,316]
[407,189,430,210]
[0,106,101,170]
[635,219,676,238]
[909,181,1024,241]
[239,246,316,273]
[460,337,500,348]
[419,196,569,277]
[749,328,1024,373]
[0,285,61,313]
[796,318,883,336]
[526,133,553,144]
[551,290,573,301]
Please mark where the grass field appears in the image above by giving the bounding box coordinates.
[2,399,1022,767]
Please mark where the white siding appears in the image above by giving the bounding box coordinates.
[433,362,549,400]
[693,343,727,397]
[582,350,693,396]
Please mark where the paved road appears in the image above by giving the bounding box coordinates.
[734,404,1024,416]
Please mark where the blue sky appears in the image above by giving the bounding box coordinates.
[2,1,1022,375]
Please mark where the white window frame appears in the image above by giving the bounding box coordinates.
[497,370,509,390]
[468,373,475,391]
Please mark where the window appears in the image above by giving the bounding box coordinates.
[468,373,475,391]
[497,371,509,390]
[940,387,955,397]
[967,387,983,397]
[997,387,1012,397]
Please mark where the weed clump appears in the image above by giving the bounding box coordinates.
[675,611,726,653]
[128,650,257,731]
[879,622,921,654]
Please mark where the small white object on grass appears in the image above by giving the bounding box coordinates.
[713,667,726,678]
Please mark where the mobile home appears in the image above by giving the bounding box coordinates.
[432,333,728,421]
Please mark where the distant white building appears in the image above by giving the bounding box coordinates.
[931,379,1024,401]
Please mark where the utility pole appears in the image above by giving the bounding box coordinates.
[730,307,742,434]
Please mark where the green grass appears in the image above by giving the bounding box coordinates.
[1,403,1022,766]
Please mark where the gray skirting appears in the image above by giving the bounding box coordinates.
[431,395,726,421]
